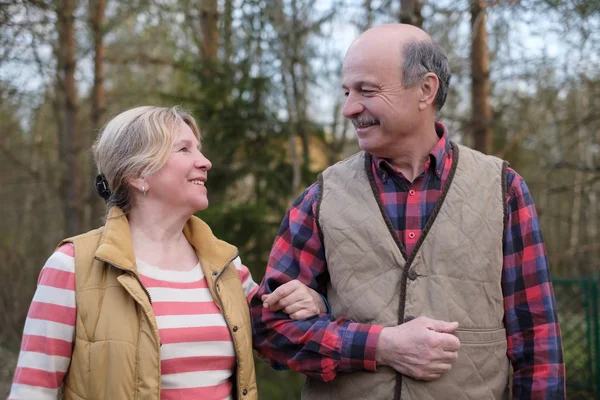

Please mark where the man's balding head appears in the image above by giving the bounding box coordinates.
[345,24,451,111]
[351,24,431,52]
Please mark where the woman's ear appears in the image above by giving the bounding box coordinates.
[127,174,148,194]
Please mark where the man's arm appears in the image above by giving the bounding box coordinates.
[503,168,566,399]
[250,183,382,381]
[251,183,460,382]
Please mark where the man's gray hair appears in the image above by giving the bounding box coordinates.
[402,40,451,111]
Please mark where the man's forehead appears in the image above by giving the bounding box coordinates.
[342,52,377,76]
[342,57,400,86]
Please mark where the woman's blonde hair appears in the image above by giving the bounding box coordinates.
[93,106,201,214]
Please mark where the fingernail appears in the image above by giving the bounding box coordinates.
[263,303,269,308]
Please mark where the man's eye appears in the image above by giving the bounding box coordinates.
[361,89,374,94]
[343,92,349,97]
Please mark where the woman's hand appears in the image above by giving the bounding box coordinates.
[260,280,327,320]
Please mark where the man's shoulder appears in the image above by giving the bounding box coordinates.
[455,142,503,162]
[323,151,366,172]
[291,181,320,209]
[454,143,506,173]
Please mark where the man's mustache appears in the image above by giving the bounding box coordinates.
[351,116,380,129]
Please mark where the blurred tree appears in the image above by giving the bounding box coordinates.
[363,0,374,30]
[84,0,107,230]
[267,0,325,194]
[399,0,423,27]
[56,0,82,235]
[470,0,493,154]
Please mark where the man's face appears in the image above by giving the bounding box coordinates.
[342,41,422,158]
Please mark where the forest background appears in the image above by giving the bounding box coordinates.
[1,0,599,398]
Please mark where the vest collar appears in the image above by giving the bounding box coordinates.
[94,207,238,275]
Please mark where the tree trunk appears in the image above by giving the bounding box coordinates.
[223,0,233,61]
[84,0,107,230]
[568,116,585,274]
[470,0,493,154]
[199,0,218,61]
[399,0,423,28]
[271,0,305,195]
[291,1,310,176]
[57,0,81,236]
[327,59,349,165]
[363,0,374,31]
[90,0,105,133]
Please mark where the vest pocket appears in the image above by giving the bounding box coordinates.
[454,327,506,344]
[407,330,511,400]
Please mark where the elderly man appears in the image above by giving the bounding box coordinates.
[252,24,565,399]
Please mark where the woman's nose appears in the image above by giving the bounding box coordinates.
[194,153,212,171]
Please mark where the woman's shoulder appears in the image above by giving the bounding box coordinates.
[61,226,105,245]
[38,244,76,284]
[56,242,75,257]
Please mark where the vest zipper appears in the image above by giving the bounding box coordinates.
[95,256,165,395]
[212,253,241,398]
[94,258,160,348]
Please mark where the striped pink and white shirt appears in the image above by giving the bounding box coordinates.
[9,244,258,400]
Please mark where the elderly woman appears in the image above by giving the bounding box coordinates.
[8,106,325,400]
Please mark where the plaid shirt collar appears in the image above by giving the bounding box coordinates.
[372,121,451,180]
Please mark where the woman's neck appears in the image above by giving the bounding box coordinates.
[127,205,198,270]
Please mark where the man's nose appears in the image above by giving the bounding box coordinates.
[342,93,364,119]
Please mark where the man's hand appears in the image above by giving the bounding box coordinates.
[261,280,327,320]
[376,316,460,381]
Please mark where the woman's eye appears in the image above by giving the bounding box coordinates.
[178,147,189,152]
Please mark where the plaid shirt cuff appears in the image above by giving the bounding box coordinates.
[340,323,383,372]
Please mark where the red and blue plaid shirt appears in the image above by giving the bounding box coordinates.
[251,123,565,398]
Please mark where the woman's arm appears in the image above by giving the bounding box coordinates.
[235,257,326,319]
[8,244,76,400]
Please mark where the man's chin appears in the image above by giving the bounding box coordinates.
[358,139,383,156]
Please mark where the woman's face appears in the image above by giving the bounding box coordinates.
[143,121,212,215]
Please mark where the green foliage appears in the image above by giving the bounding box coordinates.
[198,200,281,280]
[168,58,297,277]
[255,358,305,400]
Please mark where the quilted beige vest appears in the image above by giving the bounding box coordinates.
[59,207,257,400]
[303,144,511,400]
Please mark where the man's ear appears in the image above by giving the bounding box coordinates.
[418,72,439,111]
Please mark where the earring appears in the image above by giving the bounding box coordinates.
[142,186,147,198]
